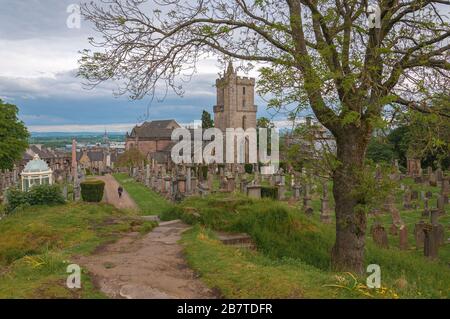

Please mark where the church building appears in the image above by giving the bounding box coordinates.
[126,62,258,164]
[213,62,257,132]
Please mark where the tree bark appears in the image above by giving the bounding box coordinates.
[331,127,371,274]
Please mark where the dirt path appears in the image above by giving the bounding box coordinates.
[76,220,216,299]
[96,174,138,210]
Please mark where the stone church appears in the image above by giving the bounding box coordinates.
[213,62,257,132]
[126,62,258,163]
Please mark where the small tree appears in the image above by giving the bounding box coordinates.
[116,148,147,170]
[0,99,29,170]
[201,110,214,129]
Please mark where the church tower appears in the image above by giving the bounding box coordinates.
[213,62,257,132]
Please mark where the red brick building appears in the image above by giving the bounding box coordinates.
[125,120,180,161]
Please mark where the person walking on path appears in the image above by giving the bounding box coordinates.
[118,186,124,199]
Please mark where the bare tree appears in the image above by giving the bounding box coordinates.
[79,0,450,273]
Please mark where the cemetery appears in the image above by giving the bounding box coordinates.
[0,0,449,303]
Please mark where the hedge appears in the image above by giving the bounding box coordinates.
[261,186,278,200]
[80,180,105,203]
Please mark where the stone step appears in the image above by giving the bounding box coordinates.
[215,232,256,250]
[141,215,160,222]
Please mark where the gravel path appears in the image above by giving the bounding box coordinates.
[96,174,138,210]
[77,220,216,299]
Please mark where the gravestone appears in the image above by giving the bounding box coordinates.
[145,164,150,187]
[430,209,445,246]
[227,176,236,193]
[422,198,431,218]
[191,176,198,195]
[303,184,313,216]
[399,225,409,250]
[63,185,68,200]
[407,158,421,177]
[276,183,286,200]
[436,168,443,182]
[371,223,389,249]
[403,189,413,209]
[414,220,426,248]
[429,171,437,187]
[437,195,446,215]
[320,185,332,224]
[292,185,301,200]
[186,167,192,194]
[198,183,210,197]
[247,185,261,199]
[207,173,214,192]
[423,224,438,259]
[441,178,449,204]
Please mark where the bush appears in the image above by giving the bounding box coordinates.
[261,186,278,199]
[80,180,105,203]
[244,164,253,174]
[27,185,65,206]
[6,185,65,213]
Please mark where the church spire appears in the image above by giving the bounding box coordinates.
[226,61,235,75]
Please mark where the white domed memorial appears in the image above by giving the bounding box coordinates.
[21,154,53,191]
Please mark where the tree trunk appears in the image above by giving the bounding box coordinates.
[331,128,370,274]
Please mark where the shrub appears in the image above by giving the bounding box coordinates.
[27,185,65,206]
[6,185,65,213]
[80,180,105,203]
[261,186,278,199]
[244,164,253,174]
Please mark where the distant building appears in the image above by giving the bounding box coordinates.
[125,120,181,163]
[22,145,71,182]
[76,147,119,174]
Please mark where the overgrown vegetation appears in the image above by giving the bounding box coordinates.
[6,185,65,213]
[166,194,449,298]
[0,202,156,298]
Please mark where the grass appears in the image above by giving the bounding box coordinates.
[169,193,450,299]
[113,173,173,216]
[182,226,365,299]
[0,202,157,298]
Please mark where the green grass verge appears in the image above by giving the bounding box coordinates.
[169,194,449,299]
[113,173,173,216]
[0,202,157,298]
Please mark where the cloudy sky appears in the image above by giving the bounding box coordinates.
[0,0,285,133]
